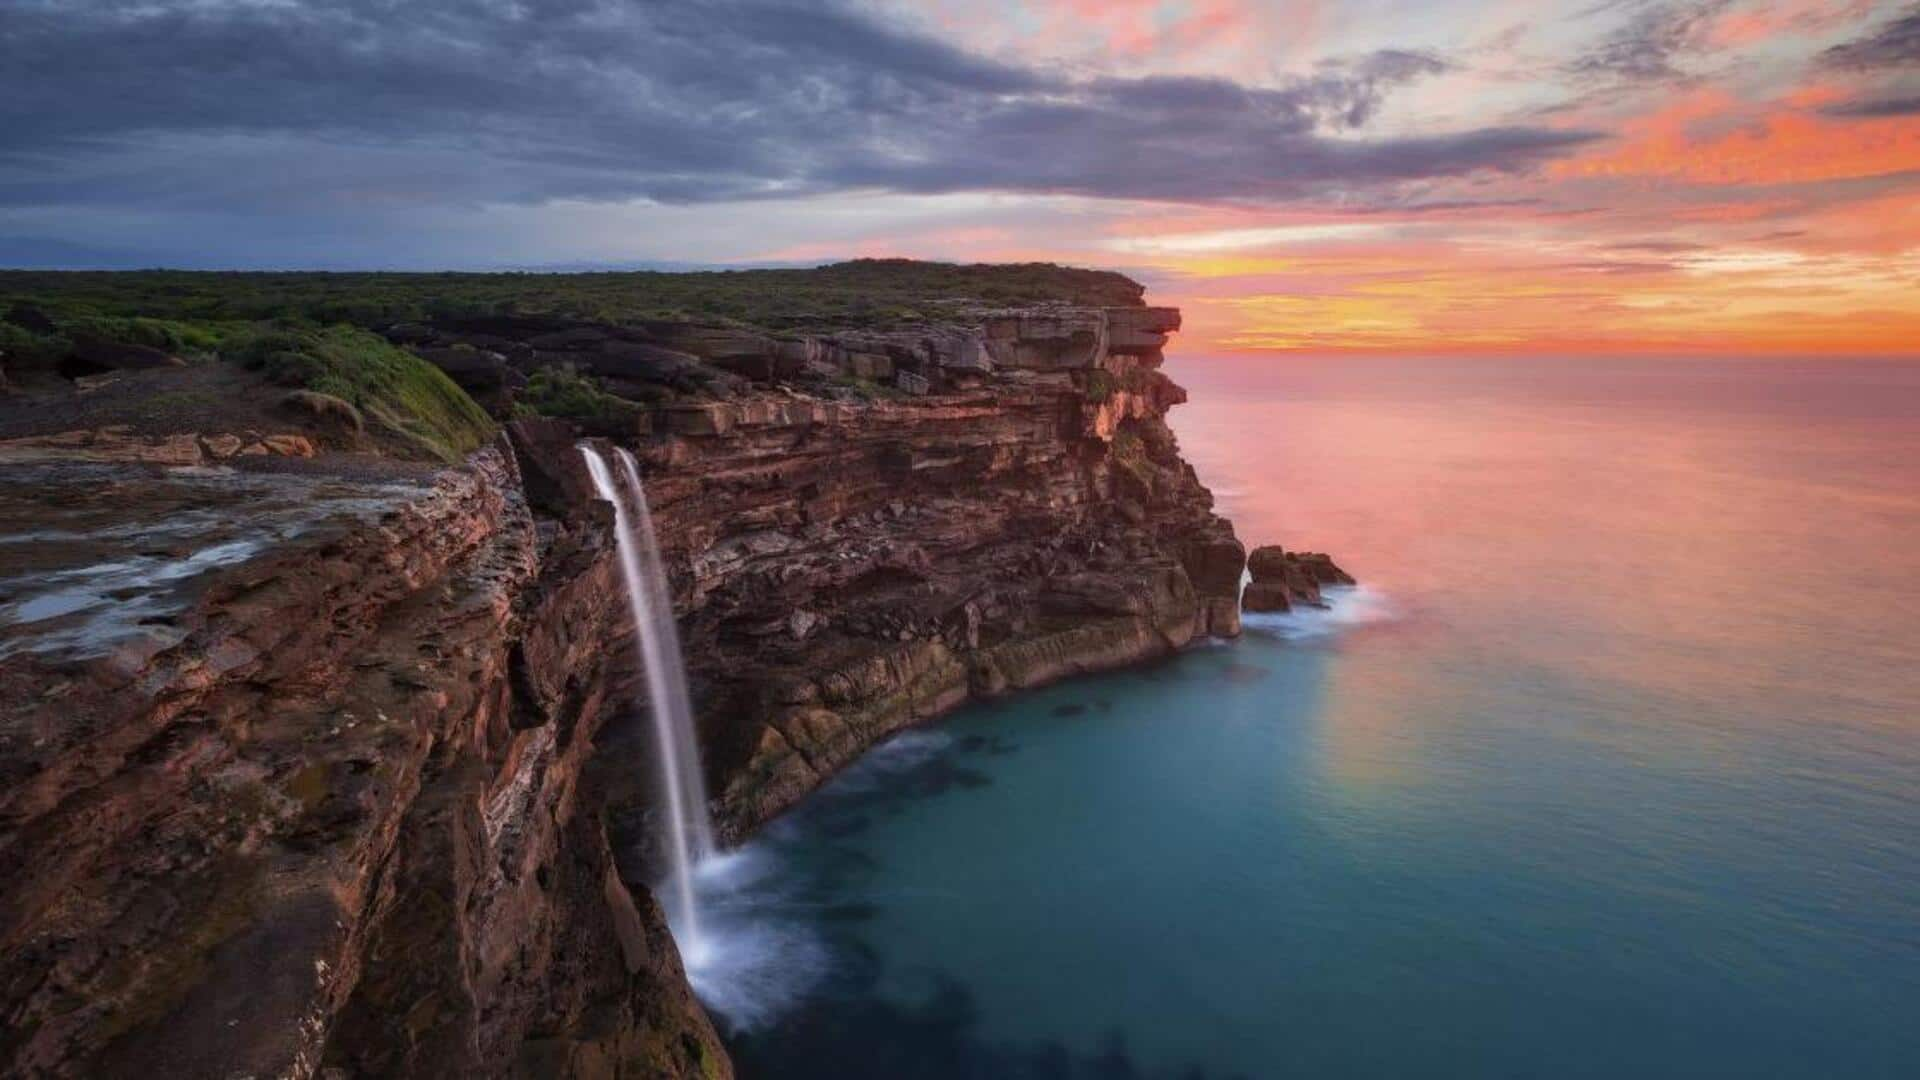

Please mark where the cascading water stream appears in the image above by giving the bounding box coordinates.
[579,444,715,961]
[614,448,717,864]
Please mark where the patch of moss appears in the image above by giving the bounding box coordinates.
[227,323,495,462]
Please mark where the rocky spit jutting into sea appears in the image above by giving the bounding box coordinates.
[0,263,1349,1078]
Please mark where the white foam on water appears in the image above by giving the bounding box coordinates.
[822,729,954,795]
[1241,585,1395,642]
[683,845,833,1032]
[680,729,970,1029]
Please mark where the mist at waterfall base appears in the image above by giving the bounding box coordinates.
[693,358,1920,1078]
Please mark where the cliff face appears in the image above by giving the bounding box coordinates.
[0,293,1241,1077]
[615,305,1245,837]
[0,450,726,1077]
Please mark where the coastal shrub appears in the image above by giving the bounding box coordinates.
[227,323,494,461]
[513,365,642,424]
[1108,425,1159,496]
[0,322,70,367]
[62,315,225,354]
[1083,369,1116,402]
[0,259,1146,338]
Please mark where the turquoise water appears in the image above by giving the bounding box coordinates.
[700,357,1920,1078]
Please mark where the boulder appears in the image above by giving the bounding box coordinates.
[1244,544,1352,611]
[1246,544,1291,581]
[1241,581,1292,613]
[586,341,707,383]
[1293,551,1356,586]
[505,417,600,519]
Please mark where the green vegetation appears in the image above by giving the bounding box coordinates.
[1084,369,1117,402]
[512,365,642,424]
[227,324,494,461]
[0,322,68,367]
[826,373,906,402]
[61,315,228,353]
[0,259,1146,461]
[0,259,1146,335]
[1108,424,1160,497]
[1083,364,1165,403]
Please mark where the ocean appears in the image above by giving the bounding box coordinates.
[696,355,1920,1078]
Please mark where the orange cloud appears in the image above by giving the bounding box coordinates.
[1551,88,1920,186]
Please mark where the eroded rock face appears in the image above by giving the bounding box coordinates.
[0,444,726,1078]
[571,306,1245,838]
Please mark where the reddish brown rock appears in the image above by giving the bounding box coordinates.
[1244,544,1356,613]
[0,447,727,1079]
[1241,580,1293,613]
[0,287,1255,1079]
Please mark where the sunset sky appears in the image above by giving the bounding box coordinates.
[2,0,1917,354]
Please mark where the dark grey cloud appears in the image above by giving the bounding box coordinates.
[0,0,1594,219]
[1565,0,1733,83]
[1820,3,1920,69]
[1820,94,1920,117]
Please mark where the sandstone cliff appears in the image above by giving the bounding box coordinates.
[0,274,1243,1078]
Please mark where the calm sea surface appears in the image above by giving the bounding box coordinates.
[698,356,1920,1079]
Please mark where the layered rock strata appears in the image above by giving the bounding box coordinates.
[0,446,726,1078]
[0,293,1242,1077]
[381,299,1245,836]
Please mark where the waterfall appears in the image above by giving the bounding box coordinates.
[578,444,715,958]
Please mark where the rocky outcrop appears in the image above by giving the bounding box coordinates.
[1242,545,1356,613]
[0,285,1240,1077]
[0,425,317,466]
